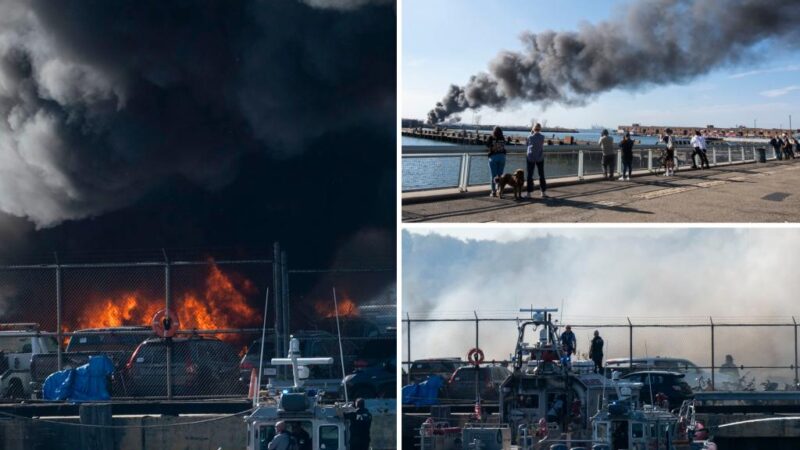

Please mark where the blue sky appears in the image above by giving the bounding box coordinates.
[403,0,800,129]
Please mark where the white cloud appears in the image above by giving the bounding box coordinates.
[760,85,800,98]
[729,65,800,79]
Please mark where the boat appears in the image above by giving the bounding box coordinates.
[245,336,357,450]
[418,308,713,450]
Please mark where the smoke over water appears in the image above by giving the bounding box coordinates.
[0,0,394,228]
[428,0,800,124]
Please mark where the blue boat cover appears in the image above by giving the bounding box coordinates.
[401,375,444,406]
[42,355,115,402]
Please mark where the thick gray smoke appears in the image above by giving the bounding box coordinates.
[0,0,394,228]
[428,0,800,123]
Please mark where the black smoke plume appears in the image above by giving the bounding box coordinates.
[428,0,800,124]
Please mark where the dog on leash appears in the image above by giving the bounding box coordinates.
[495,169,525,199]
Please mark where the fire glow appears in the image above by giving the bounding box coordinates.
[315,296,359,319]
[72,263,259,334]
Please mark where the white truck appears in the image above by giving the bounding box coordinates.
[0,323,59,399]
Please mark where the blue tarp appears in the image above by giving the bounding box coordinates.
[401,375,444,407]
[42,355,114,402]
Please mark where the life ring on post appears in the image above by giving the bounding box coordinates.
[467,347,485,366]
[152,309,180,338]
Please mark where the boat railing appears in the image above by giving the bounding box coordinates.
[402,143,777,193]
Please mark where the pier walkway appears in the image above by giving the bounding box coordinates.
[402,160,800,223]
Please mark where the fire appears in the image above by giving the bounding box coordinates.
[315,296,359,318]
[71,262,259,337]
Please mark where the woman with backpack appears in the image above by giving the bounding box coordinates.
[485,126,508,197]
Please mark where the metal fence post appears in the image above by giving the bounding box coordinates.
[794,317,799,386]
[474,311,479,353]
[617,150,622,178]
[727,147,732,164]
[710,317,715,391]
[578,150,584,180]
[741,146,745,162]
[163,249,172,400]
[712,147,717,166]
[648,149,653,172]
[55,252,62,371]
[406,313,411,385]
[628,317,633,369]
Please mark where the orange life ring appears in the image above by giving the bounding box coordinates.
[151,309,180,338]
[467,347,485,366]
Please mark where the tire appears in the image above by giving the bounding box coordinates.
[6,378,24,399]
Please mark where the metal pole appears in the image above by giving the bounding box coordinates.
[55,252,62,371]
[163,249,172,400]
[474,311,479,353]
[628,317,633,369]
[273,243,282,364]
[406,313,411,385]
[710,317,715,391]
[794,317,798,386]
[281,251,289,356]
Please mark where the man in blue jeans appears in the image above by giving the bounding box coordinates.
[525,123,547,198]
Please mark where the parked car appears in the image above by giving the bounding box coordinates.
[239,330,358,387]
[121,336,245,397]
[443,365,511,402]
[351,336,395,371]
[30,326,153,396]
[621,371,694,409]
[0,323,59,399]
[342,360,395,399]
[408,358,464,383]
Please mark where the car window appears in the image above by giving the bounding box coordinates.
[0,336,32,353]
[192,341,238,364]
[67,332,147,352]
[319,425,339,450]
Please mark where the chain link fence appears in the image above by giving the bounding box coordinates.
[0,247,396,403]
[403,313,800,393]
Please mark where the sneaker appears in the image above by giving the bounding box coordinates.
[490,192,496,197]
[541,191,548,198]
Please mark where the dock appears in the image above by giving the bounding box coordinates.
[402,128,590,146]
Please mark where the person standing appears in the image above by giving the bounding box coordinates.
[619,132,635,180]
[268,421,294,450]
[664,128,676,176]
[599,130,616,180]
[560,325,576,356]
[525,123,548,198]
[291,422,312,450]
[485,127,507,197]
[770,135,783,161]
[345,398,372,450]
[690,130,710,169]
[589,330,604,374]
[782,134,795,159]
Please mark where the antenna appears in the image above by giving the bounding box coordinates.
[600,338,608,413]
[255,287,270,408]
[332,287,350,402]
[272,337,333,389]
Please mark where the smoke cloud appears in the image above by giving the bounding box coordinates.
[428,0,800,123]
[403,230,800,382]
[0,0,395,227]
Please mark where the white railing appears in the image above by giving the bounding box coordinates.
[402,144,776,193]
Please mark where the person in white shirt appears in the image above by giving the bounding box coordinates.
[690,130,710,169]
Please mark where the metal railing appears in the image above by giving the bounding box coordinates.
[402,144,776,193]
[402,313,800,391]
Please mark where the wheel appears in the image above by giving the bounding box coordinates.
[6,378,24,399]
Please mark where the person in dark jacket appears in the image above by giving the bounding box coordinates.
[589,330,604,374]
[770,135,783,160]
[485,126,507,197]
[619,133,635,180]
[525,123,548,198]
[345,398,372,450]
[291,422,312,450]
[560,325,576,356]
[782,134,795,159]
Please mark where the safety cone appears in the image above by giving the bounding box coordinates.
[248,368,257,399]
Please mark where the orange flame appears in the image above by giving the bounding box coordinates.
[71,262,259,339]
[315,296,359,318]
